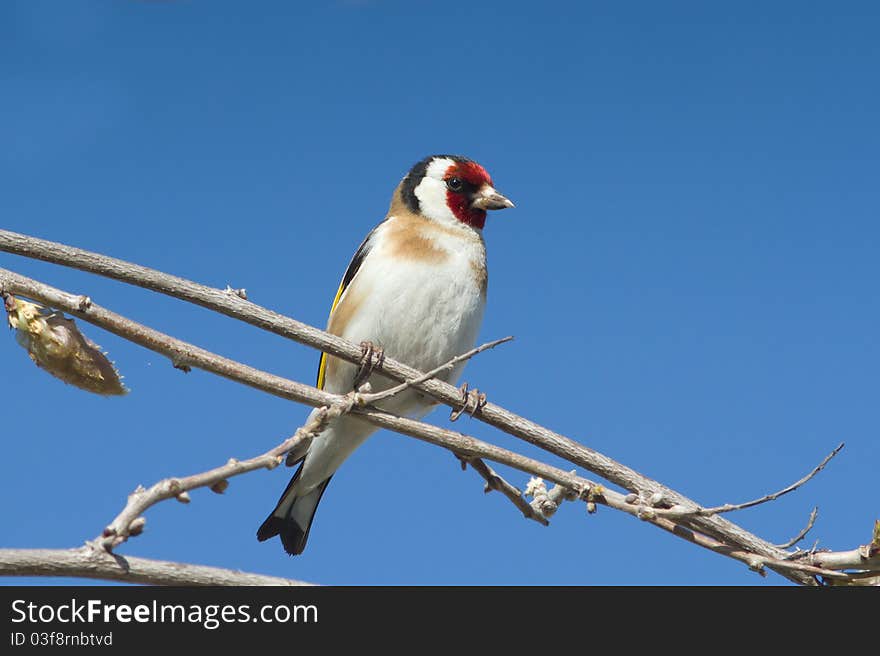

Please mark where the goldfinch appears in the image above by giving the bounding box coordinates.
[257,154,514,555]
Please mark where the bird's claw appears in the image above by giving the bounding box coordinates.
[354,341,385,389]
[450,382,487,421]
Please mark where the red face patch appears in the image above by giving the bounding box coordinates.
[450,161,492,188]
[444,161,493,229]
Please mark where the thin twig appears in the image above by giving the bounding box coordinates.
[776,507,819,549]
[652,443,844,519]
[357,336,513,405]
[97,399,353,551]
[462,457,549,526]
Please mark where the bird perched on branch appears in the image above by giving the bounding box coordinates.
[257,154,515,555]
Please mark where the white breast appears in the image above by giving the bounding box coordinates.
[328,218,487,416]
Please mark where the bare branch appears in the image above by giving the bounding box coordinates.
[643,517,848,581]
[0,233,869,586]
[97,400,352,551]
[776,507,819,550]
[0,265,825,585]
[808,548,880,572]
[0,547,313,585]
[0,231,819,580]
[652,443,844,519]
[791,524,880,581]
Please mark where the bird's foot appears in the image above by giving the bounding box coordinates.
[354,340,385,389]
[450,382,487,421]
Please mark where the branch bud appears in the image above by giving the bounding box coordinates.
[524,477,547,498]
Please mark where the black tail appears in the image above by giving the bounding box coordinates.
[256,463,333,556]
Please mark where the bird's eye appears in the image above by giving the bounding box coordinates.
[446,177,463,192]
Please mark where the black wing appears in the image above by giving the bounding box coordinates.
[315,220,383,389]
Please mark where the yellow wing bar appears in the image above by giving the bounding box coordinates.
[315,279,347,391]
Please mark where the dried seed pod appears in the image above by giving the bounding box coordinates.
[6,295,128,396]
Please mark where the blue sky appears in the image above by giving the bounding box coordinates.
[1,1,878,585]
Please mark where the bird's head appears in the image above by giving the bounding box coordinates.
[399,154,514,230]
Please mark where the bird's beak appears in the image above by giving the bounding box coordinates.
[471,186,515,211]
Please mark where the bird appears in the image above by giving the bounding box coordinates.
[256,154,514,555]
